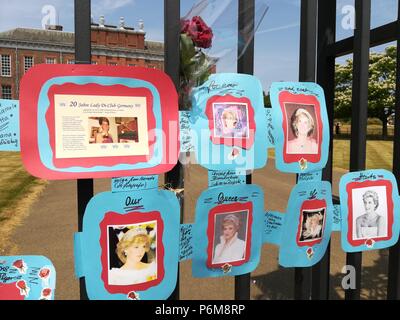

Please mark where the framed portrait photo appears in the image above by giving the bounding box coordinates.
[346,180,393,246]
[278,181,333,268]
[206,202,253,269]
[74,188,180,300]
[206,95,255,150]
[100,211,164,293]
[190,73,268,171]
[192,184,264,278]
[283,102,320,156]
[339,170,400,252]
[296,201,327,247]
[270,82,330,173]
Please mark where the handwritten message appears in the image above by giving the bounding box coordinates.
[179,111,195,152]
[0,257,55,300]
[263,211,285,245]
[208,170,246,187]
[112,175,159,192]
[179,224,193,261]
[0,99,20,151]
[276,84,320,98]
[265,108,275,147]
[332,204,341,232]
[298,171,322,183]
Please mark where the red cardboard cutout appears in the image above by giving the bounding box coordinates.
[20,64,179,179]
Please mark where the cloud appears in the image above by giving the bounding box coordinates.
[92,0,135,16]
[256,22,299,35]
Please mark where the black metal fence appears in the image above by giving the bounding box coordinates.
[73,0,400,300]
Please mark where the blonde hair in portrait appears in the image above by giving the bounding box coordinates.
[221,109,239,129]
[290,107,315,137]
[116,231,151,264]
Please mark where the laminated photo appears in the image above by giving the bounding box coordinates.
[270,82,329,173]
[339,169,400,252]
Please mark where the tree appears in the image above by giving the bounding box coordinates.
[263,91,271,108]
[334,46,396,138]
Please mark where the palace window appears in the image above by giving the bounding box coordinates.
[0,55,11,77]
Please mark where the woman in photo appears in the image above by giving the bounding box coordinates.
[212,214,246,264]
[96,117,114,143]
[356,190,385,239]
[301,212,324,241]
[109,228,156,285]
[221,109,239,136]
[287,108,318,154]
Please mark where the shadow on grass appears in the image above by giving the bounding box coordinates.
[251,249,388,300]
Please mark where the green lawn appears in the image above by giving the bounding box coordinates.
[268,140,393,171]
[0,152,46,222]
[333,140,393,171]
[337,124,394,137]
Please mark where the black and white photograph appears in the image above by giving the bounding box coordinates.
[352,187,388,240]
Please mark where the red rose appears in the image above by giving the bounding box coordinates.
[127,291,139,300]
[39,268,50,279]
[180,19,190,34]
[42,288,52,297]
[181,16,213,49]
[16,280,26,290]
[365,239,375,247]
[307,248,313,255]
[13,259,24,269]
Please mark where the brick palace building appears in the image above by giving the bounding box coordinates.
[0,17,164,100]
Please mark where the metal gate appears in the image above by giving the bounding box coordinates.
[73,0,400,300]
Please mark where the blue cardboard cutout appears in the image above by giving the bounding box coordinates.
[279,181,333,267]
[339,169,400,252]
[190,73,268,171]
[192,184,264,277]
[0,256,56,300]
[270,82,330,173]
[0,99,19,151]
[74,189,180,300]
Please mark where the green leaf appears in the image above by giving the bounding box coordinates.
[180,34,196,66]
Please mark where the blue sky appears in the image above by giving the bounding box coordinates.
[0,0,397,93]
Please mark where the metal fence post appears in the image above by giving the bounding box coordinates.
[295,0,318,300]
[387,0,400,300]
[312,0,337,300]
[345,0,371,301]
[74,0,92,301]
[235,0,255,300]
[164,0,182,300]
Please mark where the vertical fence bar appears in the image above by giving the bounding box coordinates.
[235,0,254,300]
[312,0,336,300]
[345,0,371,301]
[295,0,318,300]
[387,0,400,300]
[74,0,92,300]
[164,0,182,300]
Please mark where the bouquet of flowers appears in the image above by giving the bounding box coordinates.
[180,16,216,109]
